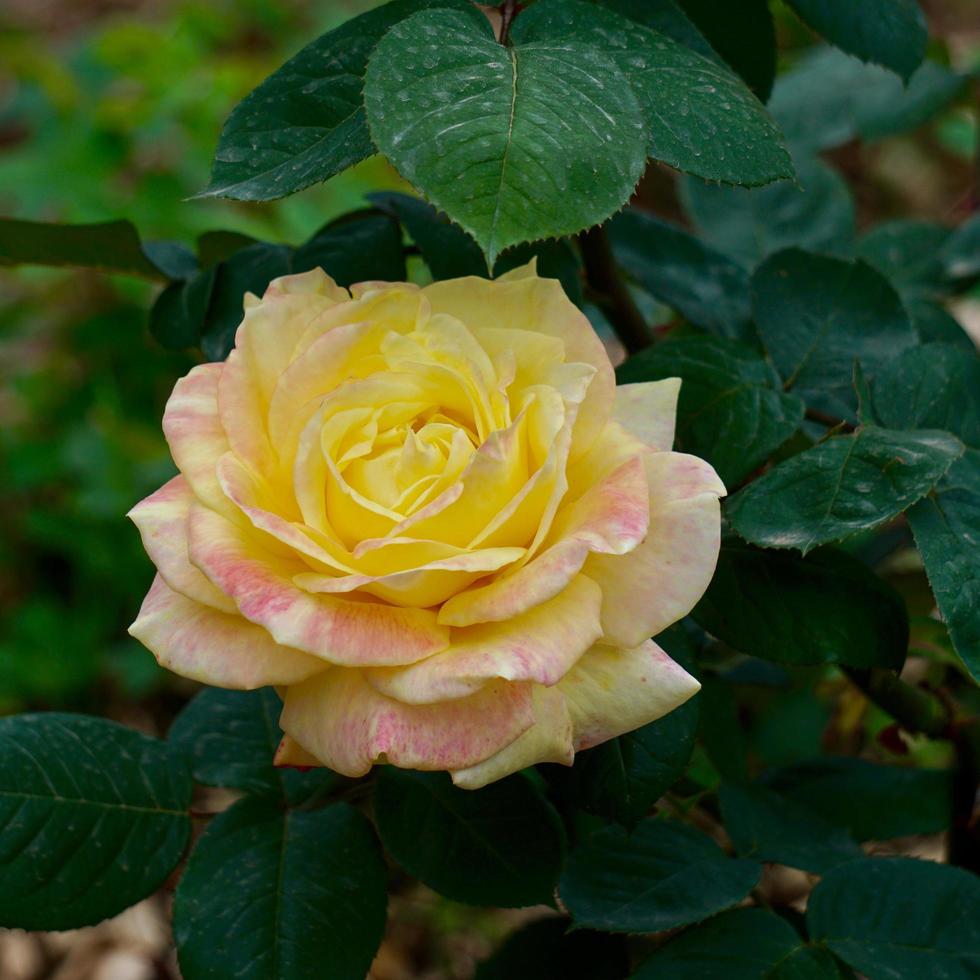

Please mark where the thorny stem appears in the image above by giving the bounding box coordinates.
[844,667,980,871]
[578,225,651,355]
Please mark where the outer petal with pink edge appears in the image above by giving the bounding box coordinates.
[278,669,535,777]
[613,379,681,451]
[559,640,701,751]
[451,686,574,789]
[127,475,236,613]
[187,503,449,666]
[129,575,324,689]
[586,451,725,648]
[365,574,603,704]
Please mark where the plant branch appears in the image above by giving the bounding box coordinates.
[804,406,856,433]
[499,0,518,45]
[842,666,949,737]
[578,225,651,355]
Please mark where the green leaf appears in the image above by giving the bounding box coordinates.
[765,758,953,840]
[364,9,647,265]
[771,48,966,152]
[681,154,855,270]
[566,697,699,827]
[174,797,387,980]
[718,783,863,873]
[908,450,980,682]
[784,0,927,81]
[697,675,750,783]
[906,300,975,351]
[148,266,216,351]
[0,713,191,930]
[374,769,565,907]
[293,212,406,287]
[197,230,260,267]
[674,0,777,100]
[169,688,341,804]
[513,0,793,188]
[592,0,718,60]
[940,213,980,281]
[617,334,804,486]
[368,191,583,302]
[873,344,980,449]
[752,249,916,421]
[559,819,760,933]
[0,217,170,280]
[475,918,628,980]
[858,220,951,298]
[727,427,963,554]
[609,210,753,341]
[807,858,980,980]
[694,543,908,669]
[631,907,830,979]
[198,0,477,200]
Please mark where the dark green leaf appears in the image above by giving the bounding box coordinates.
[0,713,191,930]
[771,48,966,152]
[784,0,927,81]
[765,758,953,840]
[200,242,292,361]
[148,266,216,351]
[568,697,699,827]
[873,344,980,449]
[368,191,583,301]
[752,249,916,421]
[697,675,749,783]
[513,0,793,188]
[610,210,753,341]
[0,217,168,280]
[592,0,717,60]
[475,918,627,980]
[374,769,565,907]
[618,334,804,485]
[694,543,908,669]
[807,858,980,980]
[559,818,760,933]
[727,427,963,554]
[197,230,260,267]
[909,450,980,682]
[631,907,823,979]
[174,797,387,980]
[940,213,980,281]
[142,241,199,281]
[681,154,855,269]
[294,212,406,287]
[858,220,951,298]
[364,9,647,264]
[907,300,975,351]
[719,783,862,873]
[169,688,341,804]
[198,0,477,200]
[674,0,777,100]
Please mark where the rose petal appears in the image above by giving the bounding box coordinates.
[613,379,682,451]
[279,669,535,777]
[187,503,449,666]
[423,264,615,457]
[161,363,232,516]
[128,476,236,612]
[585,452,725,647]
[129,575,323,688]
[451,685,574,789]
[559,640,701,750]
[366,574,603,703]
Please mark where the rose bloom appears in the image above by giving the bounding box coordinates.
[129,263,724,788]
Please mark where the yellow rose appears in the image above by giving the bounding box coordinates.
[129,263,724,788]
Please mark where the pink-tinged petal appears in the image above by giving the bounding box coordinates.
[273,735,322,769]
[559,640,700,751]
[161,364,233,516]
[129,575,324,689]
[187,503,449,666]
[586,452,725,647]
[438,454,650,627]
[366,575,603,703]
[294,546,525,609]
[613,379,681,451]
[423,265,615,457]
[451,685,574,789]
[279,669,535,777]
[218,346,276,477]
[127,476,236,613]
[263,268,349,303]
